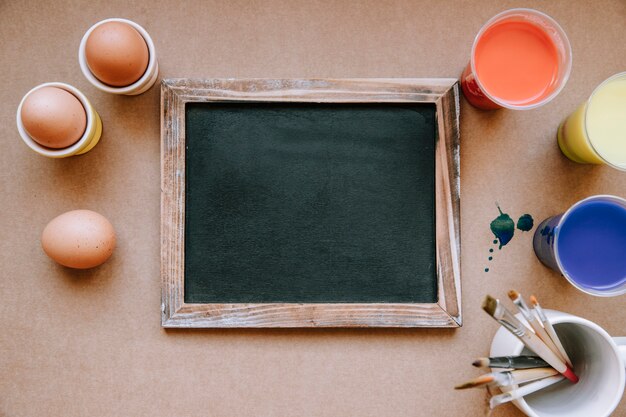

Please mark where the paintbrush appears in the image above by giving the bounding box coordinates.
[508,290,568,364]
[530,295,573,368]
[489,375,565,409]
[455,367,558,390]
[472,356,549,369]
[482,295,578,383]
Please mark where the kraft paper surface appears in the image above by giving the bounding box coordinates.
[1,1,625,416]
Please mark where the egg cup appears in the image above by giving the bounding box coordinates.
[16,82,103,158]
[79,18,159,96]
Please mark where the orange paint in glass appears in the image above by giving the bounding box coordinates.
[474,20,560,105]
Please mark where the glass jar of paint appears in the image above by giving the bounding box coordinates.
[533,195,626,297]
[557,72,626,170]
[461,8,572,110]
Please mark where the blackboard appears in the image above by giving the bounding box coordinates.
[184,102,436,304]
[161,78,460,327]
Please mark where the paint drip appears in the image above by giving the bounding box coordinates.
[490,205,515,249]
[485,205,534,272]
[517,214,534,231]
[540,225,555,245]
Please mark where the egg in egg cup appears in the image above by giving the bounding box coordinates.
[16,82,103,158]
[79,18,159,95]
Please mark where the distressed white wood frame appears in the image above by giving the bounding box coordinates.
[161,78,461,328]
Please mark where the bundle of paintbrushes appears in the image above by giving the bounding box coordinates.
[455,291,578,410]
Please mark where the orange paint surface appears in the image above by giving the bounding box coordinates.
[474,20,559,105]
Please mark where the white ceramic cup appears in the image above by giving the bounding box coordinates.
[490,309,626,417]
[16,82,103,158]
[78,18,159,95]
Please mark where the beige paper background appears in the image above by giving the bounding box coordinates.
[1,1,625,416]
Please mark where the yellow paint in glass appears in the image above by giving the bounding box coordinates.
[558,72,626,169]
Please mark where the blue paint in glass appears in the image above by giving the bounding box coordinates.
[558,199,626,291]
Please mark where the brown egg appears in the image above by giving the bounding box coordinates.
[42,210,116,269]
[21,87,87,149]
[85,21,149,87]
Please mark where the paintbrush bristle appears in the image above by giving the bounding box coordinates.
[454,374,495,390]
[507,289,520,301]
[482,295,498,316]
[472,358,489,368]
[529,295,538,306]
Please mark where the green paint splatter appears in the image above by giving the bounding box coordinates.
[490,204,515,249]
[485,206,535,272]
[517,214,534,231]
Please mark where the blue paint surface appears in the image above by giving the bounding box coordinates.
[558,200,626,290]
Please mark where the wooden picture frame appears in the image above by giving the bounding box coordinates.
[161,78,461,328]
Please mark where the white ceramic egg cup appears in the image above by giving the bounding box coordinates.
[16,82,102,158]
[79,18,159,96]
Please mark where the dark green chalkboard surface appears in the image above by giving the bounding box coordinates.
[184,102,437,304]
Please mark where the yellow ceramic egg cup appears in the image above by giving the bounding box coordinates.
[16,82,103,158]
[76,107,102,155]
